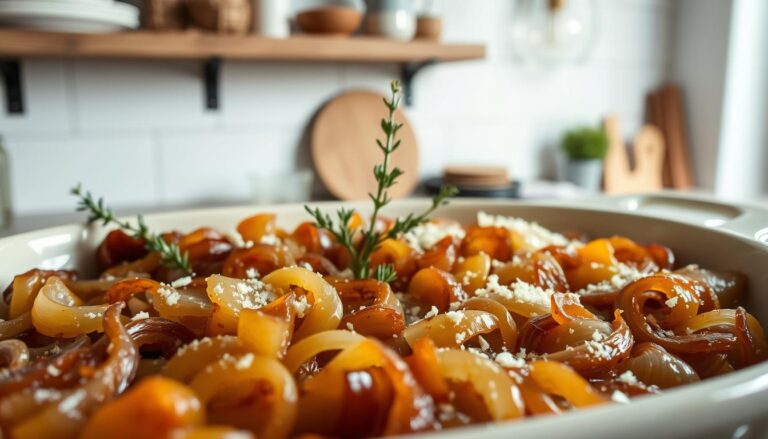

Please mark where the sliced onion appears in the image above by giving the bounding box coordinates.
[543,311,633,377]
[261,267,343,341]
[460,297,518,350]
[9,270,77,319]
[617,274,735,354]
[7,303,138,438]
[283,330,365,374]
[190,353,298,439]
[623,342,699,389]
[528,360,606,407]
[0,312,32,341]
[31,277,110,338]
[0,339,29,369]
[437,349,523,420]
[162,335,248,383]
[403,310,499,349]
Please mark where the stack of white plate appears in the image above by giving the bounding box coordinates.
[0,0,139,32]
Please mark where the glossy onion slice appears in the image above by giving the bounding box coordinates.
[617,274,736,354]
[528,360,606,407]
[299,338,434,436]
[403,310,499,349]
[622,342,699,389]
[7,303,138,439]
[31,277,111,338]
[261,267,343,341]
[436,349,524,420]
[190,353,298,439]
[162,336,248,383]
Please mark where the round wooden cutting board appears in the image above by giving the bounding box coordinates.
[311,90,420,200]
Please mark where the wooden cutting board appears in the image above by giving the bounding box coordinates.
[311,90,419,200]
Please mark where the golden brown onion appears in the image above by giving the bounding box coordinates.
[622,342,699,389]
[617,274,736,354]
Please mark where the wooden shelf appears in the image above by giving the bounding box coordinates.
[0,30,485,112]
[0,30,485,62]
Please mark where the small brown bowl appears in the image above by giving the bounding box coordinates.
[296,6,362,36]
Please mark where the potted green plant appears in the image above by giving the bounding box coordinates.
[562,126,608,192]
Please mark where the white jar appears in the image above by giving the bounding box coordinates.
[252,0,290,38]
[364,0,416,40]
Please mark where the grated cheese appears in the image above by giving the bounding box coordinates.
[235,353,255,370]
[445,311,464,325]
[245,267,259,279]
[259,234,280,246]
[611,390,631,404]
[475,336,489,352]
[131,311,150,321]
[477,211,570,250]
[403,221,466,253]
[171,276,192,288]
[292,296,311,318]
[475,275,553,310]
[424,306,439,319]
[665,296,679,308]
[494,352,526,368]
[618,370,639,386]
[157,286,181,306]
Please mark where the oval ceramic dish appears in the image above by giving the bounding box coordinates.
[1,194,767,438]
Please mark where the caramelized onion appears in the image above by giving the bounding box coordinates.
[407,267,467,312]
[0,339,29,369]
[437,349,523,420]
[262,267,343,341]
[528,360,606,407]
[31,277,110,338]
[617,274,736,354]
[162,335,248,383]
[460,297,518,350]
[190,353,298,439]
[403,310,499,349]
[623,342,699,389]
[543,311,633,377]
[5,303,138,438]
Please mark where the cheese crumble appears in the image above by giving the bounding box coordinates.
[171,276,192,288]
[494,352,526,368]
[131,311,150,321]
[445,311,464,325]
[424,306,439,319]
[618,370,639,386]
[611,390,631,404]
[292,296,311,318]
[403,221,466,252]
[474,275,553,310]
[477,212,570,250]
[665,296,679,308]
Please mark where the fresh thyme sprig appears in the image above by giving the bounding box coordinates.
[305,80,458,282]
[71,184,191,273]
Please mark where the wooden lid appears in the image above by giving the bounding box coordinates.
[311,90,419,200]
[443,165,510,188]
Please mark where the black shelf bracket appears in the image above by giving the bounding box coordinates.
[1,59,24,114]
[400,60,436,107]
[203,57,221,111]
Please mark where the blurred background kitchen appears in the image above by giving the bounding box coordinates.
[0,0,766,232]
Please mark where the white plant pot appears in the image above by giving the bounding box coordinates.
[564,158,603,192]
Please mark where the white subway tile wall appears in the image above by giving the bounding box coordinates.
[0,0,674,215]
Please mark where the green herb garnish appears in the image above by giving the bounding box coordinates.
[305,80,457,282]
[71,184,191,273]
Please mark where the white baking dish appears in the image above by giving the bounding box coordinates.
[1,194,767,438]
